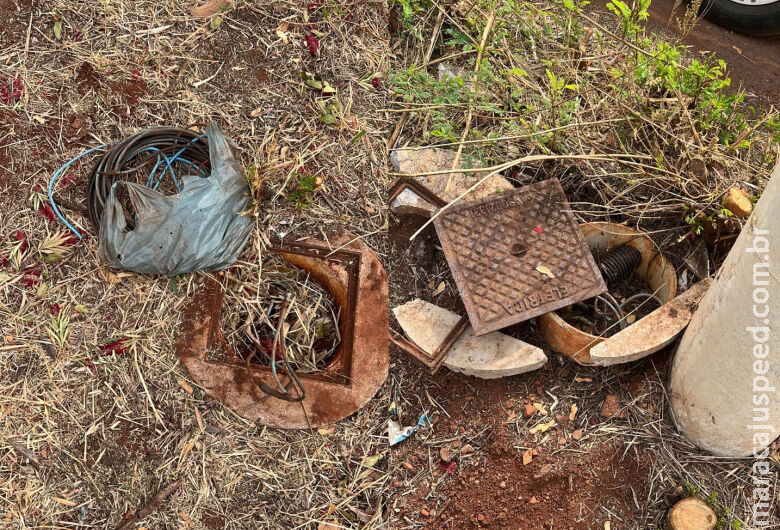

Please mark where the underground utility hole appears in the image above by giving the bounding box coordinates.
[217,251,341,374]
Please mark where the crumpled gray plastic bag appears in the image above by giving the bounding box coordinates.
[98,123,253,276]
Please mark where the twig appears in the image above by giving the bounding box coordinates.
[115,477,183,530]
[447,10,496,194]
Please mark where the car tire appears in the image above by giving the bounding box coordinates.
[699,0,780,35]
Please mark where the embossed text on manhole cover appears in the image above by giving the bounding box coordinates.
[433,178,607,335]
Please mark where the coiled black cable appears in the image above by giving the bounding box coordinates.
[86,127,211,231]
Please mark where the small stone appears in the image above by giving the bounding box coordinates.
[723,187,752,218]
[529,497,538,504]
[534,464,552,479]
[421,508,429,517]
[461,444,475,455]
[500,481,507,489]
[402,461,413,470]
[477,514,485,522]
[523,403,536,418]
[572,429,584,441]
[600,394,620,418]
[555,413,568,425]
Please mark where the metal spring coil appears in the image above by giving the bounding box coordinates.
[598,245,642,284]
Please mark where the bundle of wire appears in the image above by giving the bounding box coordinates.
[49,127,210,239]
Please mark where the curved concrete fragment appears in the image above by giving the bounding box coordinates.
[177,232,388,429]
[589,278,711,366]
[393,299,547,379]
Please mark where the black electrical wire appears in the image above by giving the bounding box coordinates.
[86,127,211,231]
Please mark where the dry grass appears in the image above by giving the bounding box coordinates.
[1,0,390,528]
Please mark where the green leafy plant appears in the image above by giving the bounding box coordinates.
[287,174,321,208]
[607,0,650,38]
[47,312,70,350]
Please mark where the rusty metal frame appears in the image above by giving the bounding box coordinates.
[388,177,447,209]
[177,232,388,428]
[265,241,361,385]
[390,314,469,374]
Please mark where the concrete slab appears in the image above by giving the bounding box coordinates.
[393,299,547,378]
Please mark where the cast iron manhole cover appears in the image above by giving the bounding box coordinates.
[434,178,606,335]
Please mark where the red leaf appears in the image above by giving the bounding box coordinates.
[533,227,543,234]
[100,338,128,356]
[0,77,23,104]
[49,303,60,315]
[304,33,320,54]
[39,204,57,222]
[438,459,457,474]
[371,78,380,89]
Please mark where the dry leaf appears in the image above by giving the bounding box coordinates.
[522,448,534,465]
[98,268,121,285]
[178,512,196,528]
[432,281,446,296]
[38,230,73,256]
[574,376,592,383]
[190,0,233,18]
[275,28,289,44]
[194,407,204,431]
[536,265,555,279]
[317,426,335,435]
[569,404,578,422]
[533,402,548,415]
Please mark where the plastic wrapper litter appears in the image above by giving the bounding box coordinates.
[98,123,253,275]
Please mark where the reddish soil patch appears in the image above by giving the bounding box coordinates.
[76,62,102,93]
[390,365,651,529]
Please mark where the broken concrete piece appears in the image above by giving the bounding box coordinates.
[589,278,711,366]
[393,299,547,379]
[390,187,437,216]
[538,222,678,365]
[722,186,752,218]
[389,147,514,216]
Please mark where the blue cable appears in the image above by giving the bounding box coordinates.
[48,145,106,240]
[49,134,208,239]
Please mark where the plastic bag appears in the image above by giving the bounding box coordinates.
[98,123,253,276]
